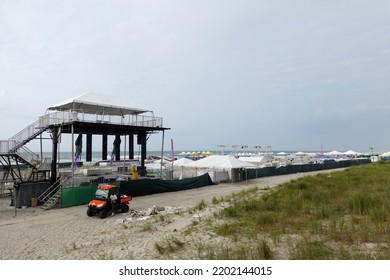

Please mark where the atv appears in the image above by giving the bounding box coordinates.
[87,184,132,219]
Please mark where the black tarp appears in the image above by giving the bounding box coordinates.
[119,173,214,197]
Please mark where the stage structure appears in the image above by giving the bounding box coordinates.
[45,92,169,180]
[0,92,170,188]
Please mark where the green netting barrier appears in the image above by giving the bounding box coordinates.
[119,173,214,197]
[61,184,100,208]
[60,159,371,208]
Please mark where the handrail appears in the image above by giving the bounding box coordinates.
[10,119,41,144]
[8,125,48,153]
[38,175,70,203]
[17,146,40,163]
[0,109,165,159]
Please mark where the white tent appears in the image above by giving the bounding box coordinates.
[153,159,170,165]
[173,157,193,167]
[185,155,255,169]
[343,150,361,156]
[145,163,165,172]
[238,156,273,165]
[275,152,289,156]
[48,92,150,116]
[324,150,342,156]
[380,152,390,157]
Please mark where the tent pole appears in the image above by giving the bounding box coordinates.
[71,124,74,187]
[14,187,17,217]
[124,134,126,171]
[160,130,165,179]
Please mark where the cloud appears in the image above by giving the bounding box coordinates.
[1,1,390,152]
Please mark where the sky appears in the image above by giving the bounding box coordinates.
[1,0,390,154]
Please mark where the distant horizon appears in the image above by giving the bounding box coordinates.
[35,148,381,155]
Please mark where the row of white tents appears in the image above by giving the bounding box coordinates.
[150,150,364,172]
[169,155,255,182]
[172,155,255,169]
[145,150,367,181]
[277,150,363,157]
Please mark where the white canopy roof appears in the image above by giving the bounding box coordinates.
[48,92,150,116]
[324,150,342,155]
[238,156,271,163]
[275,152,289,156]
[186,155,256,169]
[343,150,361,155]
[172,157,193,167]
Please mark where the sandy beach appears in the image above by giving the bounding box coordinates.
[0,170,340,260]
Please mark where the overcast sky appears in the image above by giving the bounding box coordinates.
[1,0,390,153]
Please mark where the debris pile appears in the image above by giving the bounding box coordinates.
[120,205,181,223]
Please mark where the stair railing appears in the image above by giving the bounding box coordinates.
[38,175,70,204]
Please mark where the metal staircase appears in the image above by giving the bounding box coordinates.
[38,175,70,210]
[7,119,49,153]
[0,113,66,186]
[1,111,74,156]
[40,190,62,210]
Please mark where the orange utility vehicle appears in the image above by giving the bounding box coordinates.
[87,184,132,219]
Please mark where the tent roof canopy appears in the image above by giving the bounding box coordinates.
[48,92,151,116]
[343,150,361,155]
[324,150,342,155]
[172,157,194,167]
[186,155,256,169]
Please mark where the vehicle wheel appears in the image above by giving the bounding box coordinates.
[87,209,94,217]
[121,204,129,213]
[99,209,108,219]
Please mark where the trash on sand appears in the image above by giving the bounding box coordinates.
[120,205,181,222]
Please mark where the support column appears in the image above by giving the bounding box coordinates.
[102,134,107,160]
[138,132,147,176]
[129,133,134,159]
[114,135,121,161]
[129,133,134,160]
[86,134,92,162]
[50,127,59,185]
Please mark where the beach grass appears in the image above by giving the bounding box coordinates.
[202,162,390,259]
[148,161,390,259]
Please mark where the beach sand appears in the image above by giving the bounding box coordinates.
[0,170,339,260]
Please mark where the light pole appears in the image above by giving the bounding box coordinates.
[254,145,261,155]
[218,144,226,155]
[241,145,248,156]
[231,145,238,156]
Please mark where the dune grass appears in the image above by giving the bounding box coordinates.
[210,162,390,259]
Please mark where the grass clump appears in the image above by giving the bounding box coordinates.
[154,236,185,256]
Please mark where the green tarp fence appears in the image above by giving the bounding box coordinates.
[60,159,371,208]
[119,173,214,197]
[245,158,370,180]
[61,184,103,208]
[60,173,214,208]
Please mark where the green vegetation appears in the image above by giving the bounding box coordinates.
[209,162,390,259]
[154,236,185,255]
[151,163,390,259]
[188,199,207,214]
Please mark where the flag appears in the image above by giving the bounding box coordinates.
[171,138,174,170]
[111,136,121,165]
[73,134,82,169]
